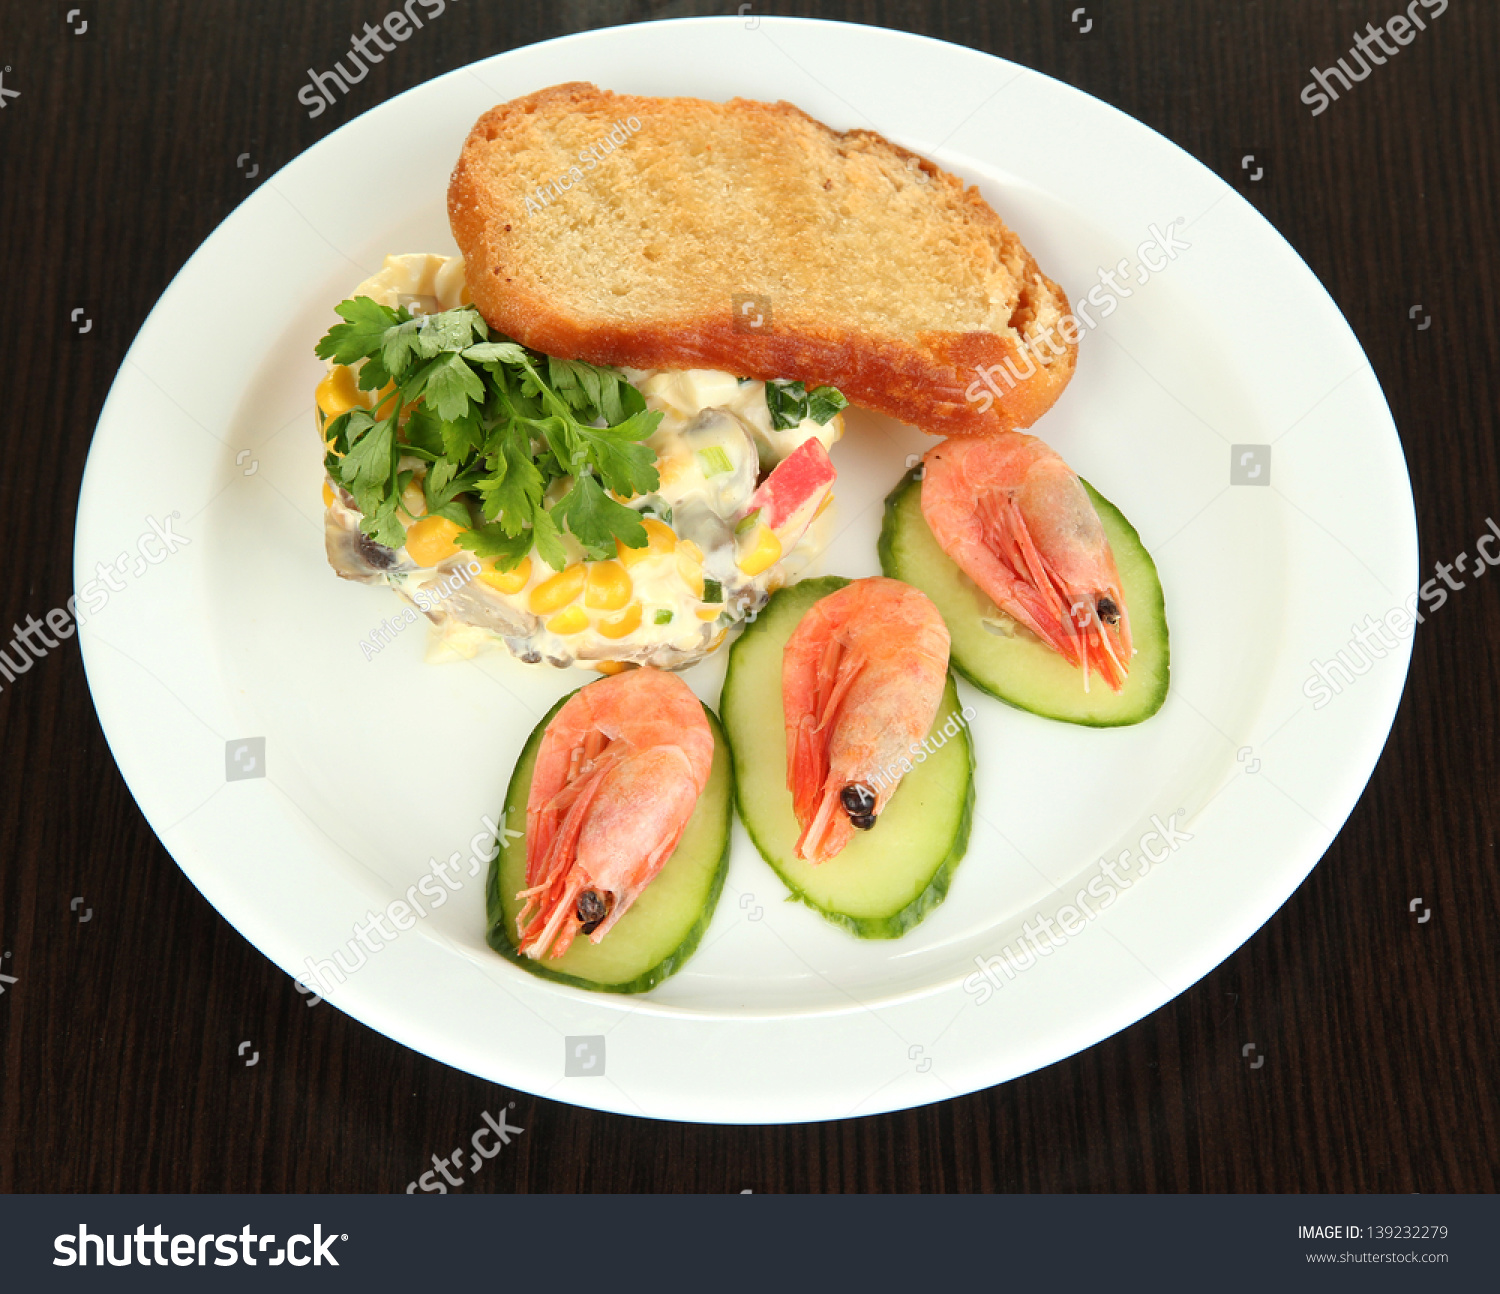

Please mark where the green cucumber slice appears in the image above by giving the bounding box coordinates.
[485,691,733,993]
[720,576,974,939]
[879,469,1169,727]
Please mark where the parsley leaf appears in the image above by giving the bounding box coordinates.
[437,409,484,461]
[359,493,408,550]
[546,356,606,416]
[356,350,396,393]
[475,428,546,535]
[401,403,444,457]
[418,309,483,357]
[380,318,429,379]
[338,412,396,499]
[423,352,487,422]
[314,298,671,579]
[315,296,405,366]
[528,507,568,574]
[464,341,530,366]
[551,474,647,559]
[421,461,476,527]
[460,524,534,572]
[575,410,662,499]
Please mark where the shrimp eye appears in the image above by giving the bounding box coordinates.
[849,814,876,831]
[577,889,609,933]
[840,783,876,821]
[1097,596,1120,625]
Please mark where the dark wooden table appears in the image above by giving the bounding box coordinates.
[1,0,1494,1193]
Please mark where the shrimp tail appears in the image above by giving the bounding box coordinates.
[978,483,1130,694]
[515,868,592,961]
[981,489,1082,663]
[515,765,610,960]
[787,631,865,864]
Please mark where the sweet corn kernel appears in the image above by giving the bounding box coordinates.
[529,563,586,614]
[595,660,630,675]
[404,516,466,567]
[675,540,705,599]
[677,562,704,600]
[400,474,426,519]
[736,524,783,576]
[315,365,362,421]
[321,480,335,509]
[479,555,531,596]
[696,606,721,621]
[617,517,678,568]
[547,606,589,635]
[657,455,690,490]
[596,602,643,640]
[585,560,633,611]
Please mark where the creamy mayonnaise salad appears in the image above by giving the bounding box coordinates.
[319,254,842,671]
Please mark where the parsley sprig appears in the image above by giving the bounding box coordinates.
[315,297,661,571]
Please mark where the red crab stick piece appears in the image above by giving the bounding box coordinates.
[740,438,837,548]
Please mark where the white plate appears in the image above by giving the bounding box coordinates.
[75,17,1416,1122]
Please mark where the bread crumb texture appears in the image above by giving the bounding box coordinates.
[449,83,1076,435]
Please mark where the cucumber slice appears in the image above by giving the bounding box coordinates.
[485,691,733,994]
[720,576,974,939]
[879,469,1169,727]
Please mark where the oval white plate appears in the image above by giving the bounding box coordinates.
[75,17,1416,1122]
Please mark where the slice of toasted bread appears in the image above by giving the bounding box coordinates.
[448,82,1076,437]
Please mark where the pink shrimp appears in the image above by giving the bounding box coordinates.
[783,577,951,864]
[921,434,1133,692]
[515,667,713,960]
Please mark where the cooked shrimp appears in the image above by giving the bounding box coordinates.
[921,433,1133,692]
[516,667,713,960]
[783,577,951,864]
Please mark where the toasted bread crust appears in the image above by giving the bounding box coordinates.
[449,83,1076,436]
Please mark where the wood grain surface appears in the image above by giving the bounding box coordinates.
[0,0,1495,1192]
